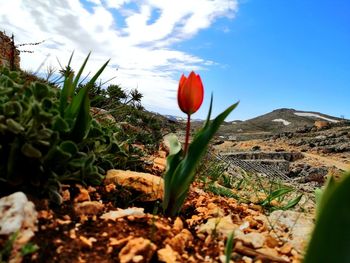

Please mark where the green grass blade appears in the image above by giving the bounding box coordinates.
[65,59,110,119]
[280,194,302,210]
[72,52,91,89]
[203,93,213,128]
[59,72,74,115]
[86,59,110,87]
[225,232,234,263]
[67,51,74,66]
[260,188,293,206]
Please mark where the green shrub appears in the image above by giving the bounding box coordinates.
[0,55,142,203]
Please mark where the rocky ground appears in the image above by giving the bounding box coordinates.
[2,123,349,263]
[0,177,311,263]
[215,123,350,182]
[1,150,315,263]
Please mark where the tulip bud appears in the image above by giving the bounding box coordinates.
[177,71,204,115]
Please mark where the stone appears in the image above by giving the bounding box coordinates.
[197,215,236,236]
[265,235,279,248]
[256,247,281,259]
[101,207,145,221]
[90,107,115,123]
[166,229,193,254]
[0,192,38,263]
[279,242,293,255]
[105,169,164,201]
[157,245,181,263]
[79,235,96,248]
[74,201,104,216]
[118,237,157,263]
[173,217,183,233]
[109,236,133,248]
[153,157,167,171]
[0,192,37,241]
[158,150,167,158]
[74,187,91,202]
[268,210,314,252]
[219,255,234,263]
[314,120,329,130]
[61,189,71,202]
[235,231,265,249]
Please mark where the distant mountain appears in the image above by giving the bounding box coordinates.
[163,114,203,123]
[218,108,346,136]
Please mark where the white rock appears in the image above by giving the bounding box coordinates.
[101,207,145,221]
[0,192,37,237]
[268,210,314,251]
[272,119,291,126]
[234,230,265,249]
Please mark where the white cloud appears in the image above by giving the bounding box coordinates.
[0,0,238,114]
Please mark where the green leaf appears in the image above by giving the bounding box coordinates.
[279,194,302,210]
[88,126,104,137]
[260,188,293,206]
[32,82,49,101]
[0,231,18,261]
[86,59,110,88]
[37,128,53,140]
[164,134,182,156]
[70,92,92,141]
[52,115,70,132]
[48,187,63,205]
[315,175,337,218]
[59,71,74,115]
[21,143,42,158]
[72,52,91,89]
[65,58,110,120]
[20,243,38,256]
[3,101,22,116]
[304,172,350,263]
[6,118,24,134]
[60,141,78,155]
[0,123,7,133]
[225,232,234,263]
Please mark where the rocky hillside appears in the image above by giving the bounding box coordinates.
[218,108,347,139]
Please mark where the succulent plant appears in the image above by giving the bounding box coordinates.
[0,55,142,204]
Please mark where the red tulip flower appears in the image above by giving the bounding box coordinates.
[178,71,204,115]
[177,71,204,153]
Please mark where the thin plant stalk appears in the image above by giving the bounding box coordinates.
[184,113,191,153]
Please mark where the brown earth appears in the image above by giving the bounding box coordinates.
[7,181,306,263]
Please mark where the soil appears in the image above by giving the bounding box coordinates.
[0,179,306,263]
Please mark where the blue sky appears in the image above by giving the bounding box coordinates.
[183,0,350,120]
[0,0,349,120]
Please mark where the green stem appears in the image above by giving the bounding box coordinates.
[184,113,191,154]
